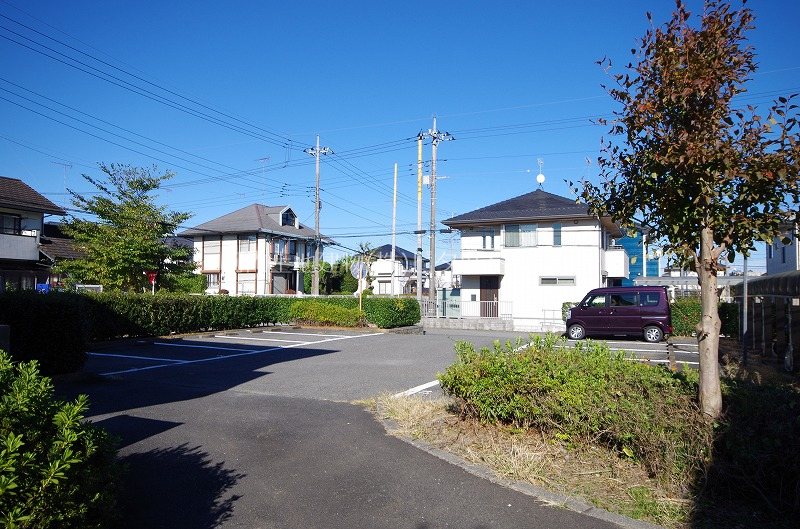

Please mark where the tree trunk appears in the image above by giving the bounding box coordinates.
[696,227,723,419]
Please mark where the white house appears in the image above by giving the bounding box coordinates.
[0,176,66,292]
[442,189,628,331]
[766,224,799,275]
[179,204,326,295]
[368,244,428,295]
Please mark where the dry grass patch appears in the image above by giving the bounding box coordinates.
[370,394,690,528]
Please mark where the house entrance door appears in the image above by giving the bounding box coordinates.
[479,276,499,317]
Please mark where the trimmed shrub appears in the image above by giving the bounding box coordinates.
[289,300,366,327]
[0,351,119,528]
[438,335,711,486]
[671,298,739,337]
[0,291,88,374]
[363,297,420,328]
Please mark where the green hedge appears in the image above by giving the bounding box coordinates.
[363,297,420,328]
[0,352,119,528]
[671,299,739,337]
[289,300,366,327]
[439,335,711,486]
[0,293,420,372]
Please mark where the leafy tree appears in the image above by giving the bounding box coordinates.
[578,1,800,417]
[58,164,195,292]
[303,260,331,294]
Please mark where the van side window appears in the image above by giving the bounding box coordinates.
[640,293,660,307]
[610,293,637,306]
[584,295,607,308]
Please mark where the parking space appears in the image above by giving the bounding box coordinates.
[87,328,382,377]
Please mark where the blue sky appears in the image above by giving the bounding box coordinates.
[2,1,797,271]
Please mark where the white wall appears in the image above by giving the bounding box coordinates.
[455,219,611,331]
[765,234,799,275]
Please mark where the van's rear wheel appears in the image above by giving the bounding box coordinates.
[568,324,586,340]
[643,325,663,343]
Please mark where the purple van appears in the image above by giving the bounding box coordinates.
[565,286,672,343]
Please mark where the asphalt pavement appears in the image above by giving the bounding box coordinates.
[55,327,666,529]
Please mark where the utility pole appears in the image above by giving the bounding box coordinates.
[51,161,72,194]
[391,162,398,296]
[426,116,453,303]
[304,136,332,296]
[416,132,424,306]
[256,156,270,199]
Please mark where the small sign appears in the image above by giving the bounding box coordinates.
[146,271,157,285]
[350,261,367,279]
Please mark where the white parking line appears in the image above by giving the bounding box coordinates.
[89,352,187,363]
[247,330,349,338]
[394,380,440,398]
[99,332,382,376]
[213,335,307,343]
[155,342,260,353]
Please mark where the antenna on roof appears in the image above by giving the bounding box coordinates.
[536,158,545,187]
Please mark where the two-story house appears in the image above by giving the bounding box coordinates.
[179,203,326,295]
[442,189,628,331]
[0,177,66,292]
[367,244,429,295]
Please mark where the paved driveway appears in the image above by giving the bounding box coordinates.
[56,327,657,529]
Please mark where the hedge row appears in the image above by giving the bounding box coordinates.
[671,299,739,337]
[0,292,420,373]
[289,300,366,327]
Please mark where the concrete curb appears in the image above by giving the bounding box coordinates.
[375,410,666,529]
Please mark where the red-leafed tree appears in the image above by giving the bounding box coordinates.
[578,1,800,417]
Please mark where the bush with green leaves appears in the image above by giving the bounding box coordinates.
[0,352,119,528]
[671,298,738,337]
[363,296,420,328]
[289,300,365,327]
[438,335,711,486]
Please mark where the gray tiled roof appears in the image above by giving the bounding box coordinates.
[0,176,66,215]
[178,204,322,240]
[371,244,427,262]
[442,189,590,226]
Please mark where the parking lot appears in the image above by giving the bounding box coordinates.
[56,328,691,529]
[83,328,700,404]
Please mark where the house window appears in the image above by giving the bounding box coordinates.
[288,240,297,258]
[205,273,220,289]
[237,272,256,295]
[0,214,21,235]
[504,224,538,247]
[540,276,575,286]
[204,239,220,258]
[553,223,562,246]
[282,210,296,226]
[238,234,256,253]
[767,244,773,259]
[378,281,390,295]
[782,246,786,264]
[481,228,495,249]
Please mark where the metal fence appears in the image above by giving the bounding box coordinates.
[421,299,512,320]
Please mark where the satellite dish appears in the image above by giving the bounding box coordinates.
[536,172,545,185]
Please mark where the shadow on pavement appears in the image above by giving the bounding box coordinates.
[114,443,244,529]
[56,338,337,418]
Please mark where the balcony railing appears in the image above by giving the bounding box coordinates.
[0,232,39,261]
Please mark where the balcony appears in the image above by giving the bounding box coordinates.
[451,256,505,276]
[0,232,39,261]
[603,246,629,279]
